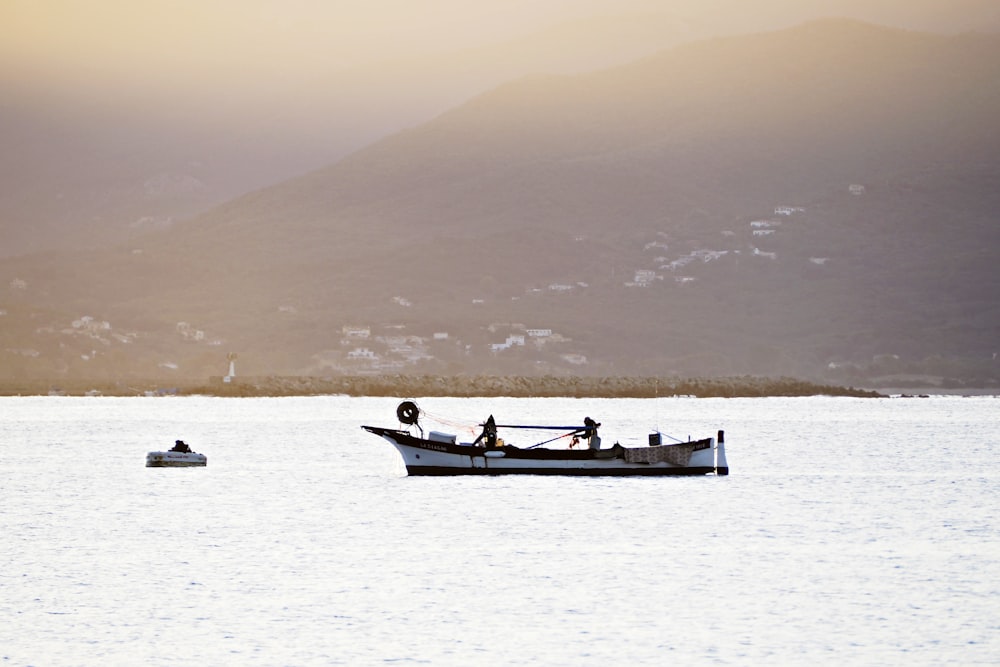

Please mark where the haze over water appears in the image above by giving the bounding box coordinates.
[2,395,997,665]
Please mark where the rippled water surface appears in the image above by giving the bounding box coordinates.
[2,395,998,665]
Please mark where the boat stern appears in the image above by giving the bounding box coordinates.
[716,430,728,476]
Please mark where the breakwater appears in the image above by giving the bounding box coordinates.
[3,375,883,398]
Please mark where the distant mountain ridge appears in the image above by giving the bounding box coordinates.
[2,20,998,387]
[4,3,999,259]
[0,11,702,259]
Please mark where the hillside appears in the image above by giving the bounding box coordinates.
[1,20,998,388]
[0,11,703,258]
[4,1,1000,260]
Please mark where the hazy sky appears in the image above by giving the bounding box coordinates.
[1,0,997,263]
[2,1,665,83]
[2,0,996,194]
[4,0,995,98]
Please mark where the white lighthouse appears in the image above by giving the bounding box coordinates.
[224,352,237,383]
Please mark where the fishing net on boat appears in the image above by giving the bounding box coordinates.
[623,441,702,466]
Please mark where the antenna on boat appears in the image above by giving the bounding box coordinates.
[653,376,660,437]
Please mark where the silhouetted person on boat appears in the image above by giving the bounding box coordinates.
[171,440,192,453]
[583,417,602,449]
[473,415,498,448]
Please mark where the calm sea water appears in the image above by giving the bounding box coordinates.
[1,395,997,666]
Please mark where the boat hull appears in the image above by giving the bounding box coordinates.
[362,426,720,476]
[146,451,207,467]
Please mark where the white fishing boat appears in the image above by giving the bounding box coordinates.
[146,440,207,467]
[362,401,728,477]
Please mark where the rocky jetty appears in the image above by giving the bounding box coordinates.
[195,375,882,398]
[0,375,883,398]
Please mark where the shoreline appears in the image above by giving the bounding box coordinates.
[0,375,890,398]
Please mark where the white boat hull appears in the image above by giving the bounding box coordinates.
[362,426,723,476]
[146,451,207,467]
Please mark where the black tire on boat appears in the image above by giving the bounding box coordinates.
[397,401,420,425]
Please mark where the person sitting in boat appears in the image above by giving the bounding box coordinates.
[472,415,498,448]
[170,439,192,453]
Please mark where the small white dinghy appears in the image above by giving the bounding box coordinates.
[146,440,207,467]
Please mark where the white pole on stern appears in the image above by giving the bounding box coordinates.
[716,430,729,476]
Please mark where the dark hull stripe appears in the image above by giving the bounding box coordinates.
[405,466,718,477]
[363,426,713,462]
[146,462,206,467]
